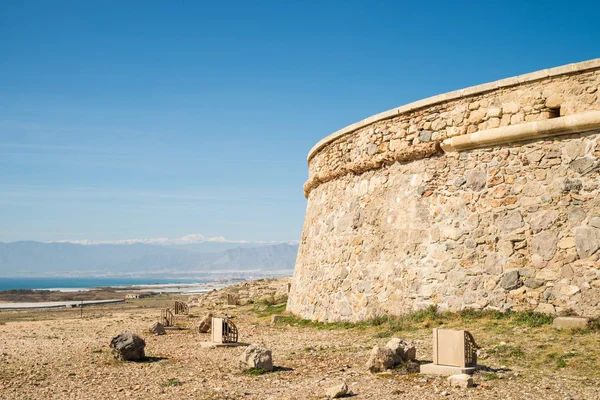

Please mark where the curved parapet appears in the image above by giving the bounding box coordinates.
[289,59,600,322]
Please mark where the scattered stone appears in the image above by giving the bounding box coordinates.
[198,313,213,333]
[109,331,145,361]
[325,381,348,398]
[149,322,166,335]
[553,317,590,330]
[366,345,400,373]
[535,303,556,315]
[385,338,416,362]
[240,344,273,371]
[447,374,474,388]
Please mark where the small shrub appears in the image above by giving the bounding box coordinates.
[254,302,287,317]
[408,305,440,323]
[165,378,182,387]
[488,345,525,359]
[245,368,267,376]
[481,372,500,380]
[588,318,600,331]
[512,311,553,327]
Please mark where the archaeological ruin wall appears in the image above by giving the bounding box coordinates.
[287,59,600,322]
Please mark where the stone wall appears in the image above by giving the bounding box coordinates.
[288,59,600,322]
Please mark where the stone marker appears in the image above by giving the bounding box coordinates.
[198,313,213,333]
[227,294,239,306]
[149,322,166,335]
[200,317,248,348]
[420,329,479,375]
[211,317,238,344]
[325,381,348,398]
[110,331,145,361]
[552,316,590,330]
[240,344,273,371]
[448,373,474,388]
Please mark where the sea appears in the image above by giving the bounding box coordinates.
[0,277,206,291]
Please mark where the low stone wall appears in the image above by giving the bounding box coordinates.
[288,59,600,322]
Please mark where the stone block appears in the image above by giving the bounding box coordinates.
[448,373,474,388]
[552,317,590,330]
[420,363,476,376]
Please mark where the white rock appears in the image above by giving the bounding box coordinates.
[240,344,273,371]
[447,373,473,388]
[325,381,348,398]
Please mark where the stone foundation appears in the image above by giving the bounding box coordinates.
[288,59,600,322]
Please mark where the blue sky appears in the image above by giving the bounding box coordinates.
[0,1,598,243]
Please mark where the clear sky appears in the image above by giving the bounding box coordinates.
[0,0,598,243]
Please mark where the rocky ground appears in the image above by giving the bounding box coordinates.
[1,278,599,399]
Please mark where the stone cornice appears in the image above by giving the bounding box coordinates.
[308,58,600,163]
[441,111,600,152]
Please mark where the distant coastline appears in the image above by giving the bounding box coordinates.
[0,277,211,291]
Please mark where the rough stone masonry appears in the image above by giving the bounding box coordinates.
[287,59,600,322]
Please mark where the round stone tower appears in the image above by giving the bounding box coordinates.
[287,59,600,322]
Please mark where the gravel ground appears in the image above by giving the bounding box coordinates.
[1,280,599,400]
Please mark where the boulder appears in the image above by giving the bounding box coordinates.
[240,344,273,371]
[553,317,590,330]
[149,322,166,335]
[325,381,348,398]
[110,331,145,361]
[366,345,400,373]
[448,373,473,388]
[385,338,416,362]
[197,313,213,333]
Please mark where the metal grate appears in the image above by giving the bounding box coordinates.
[464,331,479,367]
[221,318,238,343]
[160,308,175,327]
[174,301,189,315]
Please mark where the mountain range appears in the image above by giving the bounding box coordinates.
[0,240,299,277]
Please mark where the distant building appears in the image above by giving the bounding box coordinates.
[125,293,151,299]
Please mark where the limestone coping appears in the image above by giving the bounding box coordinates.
[307,58,600,163]
[440,110,600,152]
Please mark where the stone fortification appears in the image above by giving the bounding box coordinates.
[288,59,600,322]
